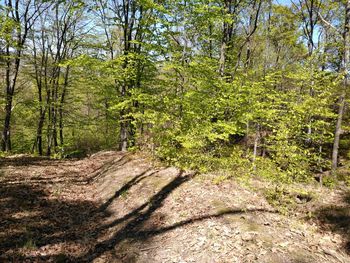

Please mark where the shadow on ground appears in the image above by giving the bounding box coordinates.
[0,154,129,186]
[0,156,58,167]
[74,171,273,263]
[1,157,274,262]
[0,183,112,262]
[315,191,350,254]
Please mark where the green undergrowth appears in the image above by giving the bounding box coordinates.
[336,164,350,187]
[151,144,332,215]
[155,144,317,185]
[264,185,315,215]
[0,151,11,158]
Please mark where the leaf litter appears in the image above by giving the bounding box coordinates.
[0,151,349,262]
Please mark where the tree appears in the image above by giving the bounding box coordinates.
[0,0,47,151]
[332,0,350,172]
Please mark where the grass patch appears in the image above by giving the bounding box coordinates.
[23,238,37,250]
[264,185,314,215]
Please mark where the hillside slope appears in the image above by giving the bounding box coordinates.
[0,152,349,262]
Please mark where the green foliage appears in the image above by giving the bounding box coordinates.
[137,61,337,183]
[264,185,314,214]
[23,238,37,250]
[322,176,337,188]
[264,186,295,215]
[1,0,350,188]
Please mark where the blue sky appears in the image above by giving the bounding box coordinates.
[275,0,292,6]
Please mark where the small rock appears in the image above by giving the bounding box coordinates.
[242,233,255,242]
[322,247,337,257]
[331,235,342,244]
[279,241,289,248]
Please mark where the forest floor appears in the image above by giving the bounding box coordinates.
[0,151,349,263]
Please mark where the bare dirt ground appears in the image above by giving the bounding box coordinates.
[0,151,349,263]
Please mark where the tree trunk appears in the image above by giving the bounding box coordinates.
[2,55,21,152]
[219,42,227,76]
[59,67,69,148]
[332,0,350,172]
[2,45,13,151]
[1,0,37,152]
[119,116,128,151]
[119,79,128,151]
[2,98,13,152]
[332,92,346,171]
[118,0,138,151]
[33,109,46,155]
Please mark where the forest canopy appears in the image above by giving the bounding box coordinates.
[1,0,350,183]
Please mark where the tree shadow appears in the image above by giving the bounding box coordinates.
[314,191,350,254]
[76,170,275,262]
[0,164,162,262]
[75,170,192,262]
[0,156,57,167]
[83,154,135,184]
[0,183,112,262]
[98,168,155,212]
[0,154,130,186]
[1,158,276,262]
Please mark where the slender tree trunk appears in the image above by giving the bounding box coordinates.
[2,98,13,152]
[219,0,236,77]
[59,67,69,148]
[119,49,129,151]
[219,42,227,76]
[332,0,350,172]
[33,106,46,155]
[1,0,38,152]
[46,80,52,156]
[332,92,346,171]
[253,124,260,171]
[234,0,261,75]
[119,0,138,151]
[2,54,21,152]
[209,23,213,59]
[119,80,128,151]
[2,44,13,151]
[119,117,128,151]
[32,31,46,155]
[48,67,60,154]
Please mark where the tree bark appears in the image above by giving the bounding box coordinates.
[1,0,42,152]
[332,0,350,172]
[59,67,70,148]
[118,0,139,151]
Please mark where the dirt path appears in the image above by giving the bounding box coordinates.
[0,151,349,262]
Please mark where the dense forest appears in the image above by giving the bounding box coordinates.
[1,0,350,184]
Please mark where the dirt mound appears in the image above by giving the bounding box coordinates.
[0,152,349,262]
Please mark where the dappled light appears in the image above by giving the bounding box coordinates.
[2,0,350,262]
[315,191,350,254]
[1,152,349,262]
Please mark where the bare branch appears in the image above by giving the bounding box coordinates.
[317,11,341,35]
